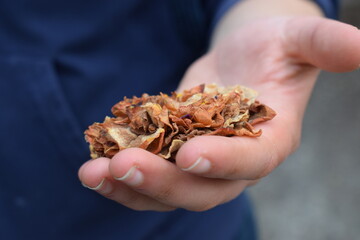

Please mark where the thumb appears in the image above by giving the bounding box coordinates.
[285,17,360,72]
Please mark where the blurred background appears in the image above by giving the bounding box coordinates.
[249,0,360,239]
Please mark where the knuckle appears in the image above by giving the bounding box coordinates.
[186,202,217,212]
[256,129,301,179]
[126,202,153,211]
[99,185,117,200]
[153,185,175,202]
[185,194,224,212]
[101,190,117,200]
[130,204,176,212]
[255,163,274,179]
[99,182,140,209]
[253,137,281,179]
[227,167,240,179]
[118,193,141,208]
[98,182,178,212]
[123,198,177,212]
[225,139,248,178]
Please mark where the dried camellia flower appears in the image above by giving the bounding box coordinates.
[84,84,276,161]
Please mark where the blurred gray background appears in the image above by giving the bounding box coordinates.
[249,1,360,239]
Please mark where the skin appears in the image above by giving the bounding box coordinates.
[78,0,360,212]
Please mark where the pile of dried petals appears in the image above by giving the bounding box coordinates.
[85,84,276,161]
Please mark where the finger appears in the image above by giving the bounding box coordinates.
[109,148,249,211]
[78,158,174,211]
[78,158,110,188]
[284,17,360,72]
[176,115,298,181]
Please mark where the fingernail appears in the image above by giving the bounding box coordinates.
[181,157,211,173]
[82,179,114,195]
[114,166,144,187]
[82,178,105,190]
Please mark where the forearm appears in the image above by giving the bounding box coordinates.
[211,0,324,46]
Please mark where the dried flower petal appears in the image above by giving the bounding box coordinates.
[84,84,276,161]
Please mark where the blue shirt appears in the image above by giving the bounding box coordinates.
[0,1,338,239]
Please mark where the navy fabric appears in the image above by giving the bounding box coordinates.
[314,0,339,19]
[0,0,338,239]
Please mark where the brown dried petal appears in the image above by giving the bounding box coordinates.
[249,101,277,125]
[193,108,213,126]
[85,84,276,160]
[158,139,184,161]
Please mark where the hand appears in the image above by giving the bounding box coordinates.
[78,17,360,211]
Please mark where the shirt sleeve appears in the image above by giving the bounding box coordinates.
[205,0,242,34]
[312,0,339,19]
[207,0,340,32]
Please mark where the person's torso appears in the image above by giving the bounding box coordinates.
[0,1,256,239]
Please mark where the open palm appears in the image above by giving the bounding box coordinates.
[79,17,360,211]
